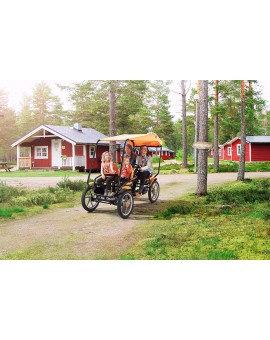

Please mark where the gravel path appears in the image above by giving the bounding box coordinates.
[1,172,270,259]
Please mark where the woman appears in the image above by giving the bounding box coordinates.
[135,145,153,196]
[124,143,136,167]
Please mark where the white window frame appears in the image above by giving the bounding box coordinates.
[35,146,48,159]
[237,144,241,155]
[218,149,221,156]
[227,147,232,156]
[89,146,95,158]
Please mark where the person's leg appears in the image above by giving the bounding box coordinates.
[106,177,113,191]
[111,175,118,193]
[132,171,140,193]
[139,171,150,194]
[96,177,103,187]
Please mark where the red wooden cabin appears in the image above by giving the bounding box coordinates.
[11,123,121,171]
[210,136,270,162]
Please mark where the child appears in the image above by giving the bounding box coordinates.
[97,151,119,195]
[120,155,133,185]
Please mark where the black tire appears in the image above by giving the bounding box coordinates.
[117,191,134,219]
[81,186,99,212]
[148,180,160,203]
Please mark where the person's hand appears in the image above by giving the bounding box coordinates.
[102,175,105,180]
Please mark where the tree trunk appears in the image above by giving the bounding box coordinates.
[195,81,200,167]
[214,80,219,171]
[181,80,188,168]
[109,81,117,162]
[196,80,208,196]
[237,80,246,181]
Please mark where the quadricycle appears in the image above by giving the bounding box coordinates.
[81,133,162,218]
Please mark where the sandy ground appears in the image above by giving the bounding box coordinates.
[1,172,270,259]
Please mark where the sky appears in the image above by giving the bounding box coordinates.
[1,80,270,121]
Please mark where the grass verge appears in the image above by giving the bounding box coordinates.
[0,178,86,220]
[120,178,270,260]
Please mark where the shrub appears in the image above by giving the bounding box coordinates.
[10,196,32,207]
[0,181,24,203]
[57,177,86,191]
[151,155,164,164]
[176,149,183,161]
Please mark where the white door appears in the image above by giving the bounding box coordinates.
[51,139,62,167]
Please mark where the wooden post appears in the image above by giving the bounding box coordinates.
[72,144,75,171]
[17,145,20,170]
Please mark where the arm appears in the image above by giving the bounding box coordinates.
[141,156,153,172]
[101,163,105,179]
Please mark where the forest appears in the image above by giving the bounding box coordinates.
[0,80,269,163]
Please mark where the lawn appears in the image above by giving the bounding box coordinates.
[153,160,270,174]
[0,170,90,177]
[120,178,270,260]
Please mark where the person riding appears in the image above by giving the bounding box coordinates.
[120,155,133,186]
[97,151,119,196]
[124,143,136,167]
[135,145,153,196]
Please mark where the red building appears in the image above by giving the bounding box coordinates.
[211,136,270,162]
[148,147,175,160]
[11,123,121,171]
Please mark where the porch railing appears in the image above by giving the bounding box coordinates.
[19,157,32,169]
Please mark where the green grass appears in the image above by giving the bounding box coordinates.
[0,178,85,219]
[120,178,270,260]
[0,170,89,177]
[0,207,25,218]
[153,160,270,174]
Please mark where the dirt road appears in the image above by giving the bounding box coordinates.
[1,172,270,259]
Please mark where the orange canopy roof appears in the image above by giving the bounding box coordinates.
[99,133,162,147]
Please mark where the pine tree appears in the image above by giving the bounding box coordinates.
[196,80,208,196]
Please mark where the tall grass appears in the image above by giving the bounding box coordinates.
[0,178,85,219]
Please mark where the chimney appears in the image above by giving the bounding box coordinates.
[73,123,82,131]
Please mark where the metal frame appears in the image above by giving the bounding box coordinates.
[86,139,162,186]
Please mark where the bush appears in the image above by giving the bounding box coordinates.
[10,187,73,207]
[56,177,86,191]
[151,155,164,164]
[0,181,24,203]
[176,149,183,161]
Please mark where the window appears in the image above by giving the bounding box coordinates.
[219,149,221,156]
[237,144,241,155]
[35,146,48,159]
[89,146,95,158]
[228,147,232,156]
